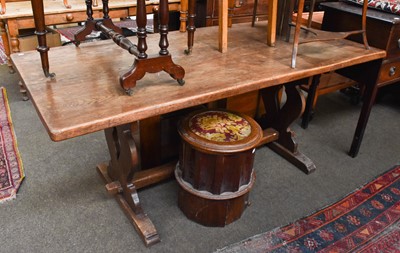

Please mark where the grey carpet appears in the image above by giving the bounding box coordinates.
[0,64,399,253]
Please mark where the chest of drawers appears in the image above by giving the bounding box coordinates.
[321,1,400,88]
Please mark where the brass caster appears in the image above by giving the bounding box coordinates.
[177,79,185,86]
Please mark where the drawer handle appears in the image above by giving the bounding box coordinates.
[66,13,74,21]
[234,0,243,8]
[389,66,396,76]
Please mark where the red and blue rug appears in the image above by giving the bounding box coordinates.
[216,165,400,252]
[0,87,24,203]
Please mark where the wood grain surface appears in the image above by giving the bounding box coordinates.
[11,22,385,141]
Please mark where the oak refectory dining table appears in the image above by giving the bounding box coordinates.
[11,23,385,246]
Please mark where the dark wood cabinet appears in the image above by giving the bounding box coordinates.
[321,1,400,89]
[195,0,268,27]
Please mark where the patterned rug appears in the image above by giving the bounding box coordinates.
[0,36,6,65]
[216,165,400,253]
[0,87,24,203]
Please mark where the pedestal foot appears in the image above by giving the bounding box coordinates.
[268,142,316,174]
[97,163,160,246]
[120,54,185,92]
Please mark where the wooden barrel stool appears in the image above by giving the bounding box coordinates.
[175,109,263,227]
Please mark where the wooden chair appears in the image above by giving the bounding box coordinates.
[290,0,369,68]
[252,0,369,67]
[290,6,364,128]
[185,0,278,54]
[250,0,277,47]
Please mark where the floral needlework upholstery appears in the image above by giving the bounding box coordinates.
[189,111,251,142]
[346,0,400,14]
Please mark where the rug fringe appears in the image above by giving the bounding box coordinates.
[0,190,17,204]
[0,87,25,203]
[1,87,25,179]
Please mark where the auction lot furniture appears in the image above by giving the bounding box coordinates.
[0,0,181,70]
[176,109,263,227]
[321,1,400,92]
[301,1,400,128]
[11,23,385,245]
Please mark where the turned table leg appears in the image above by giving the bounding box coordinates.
[179,0,188,32]
[259,81,316,174]
[30,0,55,78]
[185,0,196,54]
[267,0,277,47]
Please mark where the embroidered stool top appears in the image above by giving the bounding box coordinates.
[178,109,262,154]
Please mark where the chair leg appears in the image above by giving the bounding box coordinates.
[285,0,296,42]
[306,0,315,28]
[291,0,305,68]
[251,0,258,27]
[360,0,370,49]
[267,0,277,46]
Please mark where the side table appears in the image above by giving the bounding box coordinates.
[321,2,400,90]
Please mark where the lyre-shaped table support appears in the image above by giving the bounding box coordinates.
[98,123,176,246]
[259,81,316,174]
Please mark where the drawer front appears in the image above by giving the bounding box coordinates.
[377,59,400,86]
[45,9,130,24]
[16,9,129,28]
[128,3,180,16]
[205,0,268,26]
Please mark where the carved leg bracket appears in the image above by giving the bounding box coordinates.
[259,82,316,174]
[74,19,122,45]
[120,55,185,95]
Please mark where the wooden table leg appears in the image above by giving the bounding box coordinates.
[0,0,5,14]
[7,19,20,56]
[344,59,381,157]
[267,0,277,47]
[348,83,378,157]
[179,0,188,32]
[335,58,382,158]
[259,81,316,174]
[218,0,228,53]
[185,0,196,54]
[30,0,55,79]
[291,0,305,68]
[301,74,321,129]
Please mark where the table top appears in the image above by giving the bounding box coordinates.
[0,0,180,19]
[11,22,385,141]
